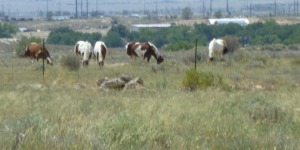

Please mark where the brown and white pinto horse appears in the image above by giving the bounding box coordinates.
[74,41,92,66]
[125,41,164,64]
[93,41,107,67]
[24,42,53,65]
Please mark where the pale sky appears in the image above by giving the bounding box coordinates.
[1,0,298,18]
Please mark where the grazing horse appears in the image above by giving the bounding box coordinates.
[208,38,228,61]
[125,41,164,64]
[74,41,92,66]
[24,42,53,65]
[93,41,107,67]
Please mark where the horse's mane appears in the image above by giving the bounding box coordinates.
[148,42,160,57]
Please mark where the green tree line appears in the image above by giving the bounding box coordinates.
[45,19,300,51]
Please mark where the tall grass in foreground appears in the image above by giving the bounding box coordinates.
[0,45,300,149]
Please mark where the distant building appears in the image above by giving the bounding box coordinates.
[19,27,28,32]
[208,18,249,26]
[51,16,70,21]
[132,23,172,32]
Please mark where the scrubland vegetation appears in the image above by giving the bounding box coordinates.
[0,41,299,149]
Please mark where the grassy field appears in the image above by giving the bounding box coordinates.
[0,41,300,149]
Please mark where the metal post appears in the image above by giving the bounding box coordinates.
[42,39,45,83]
[11,43,14,81]
[195,39,197,71]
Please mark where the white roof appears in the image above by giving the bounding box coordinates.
[208,18,249,26]
[133,24,171,28]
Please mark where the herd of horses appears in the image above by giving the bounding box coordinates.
[23,38,228,66]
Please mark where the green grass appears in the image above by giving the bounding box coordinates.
[0,44,300,149]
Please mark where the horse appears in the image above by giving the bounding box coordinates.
[208,38,228,61]
[24,42,53,65]
[93,41,107,67]
[74,41,92,66]
[125,41,164,64]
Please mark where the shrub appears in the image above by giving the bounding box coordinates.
[100,113,169,149]
[182,69,214,90]
[103,31,124,47]
[241,96,293,124]
[47,27,102,45]
[291,58,300,65]
[182,52,203,65]
[16,36,42,56]
[223,35,240,53]
[164,41,194,51]
[0,22,17,38]
[60,55,80,71]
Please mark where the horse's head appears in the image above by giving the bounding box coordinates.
[157,55,164,64]
[38,46,53,66]
[82,60,89,66]
[43,48,53,66]
[147,42,164,64]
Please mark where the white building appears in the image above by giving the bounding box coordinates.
[132,24,172,32]
[208,18,249,26]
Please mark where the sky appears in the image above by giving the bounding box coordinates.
[1,0,298,18]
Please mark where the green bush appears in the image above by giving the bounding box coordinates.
[223,35,240,53]
[182,69,214,90]
[47,27,102,45]
[164,41,194,51]
[60,55,80,71]
[103,31,123,47]
[16,36,42,56]
[241,96,293,124]
[0,22,17,38]
[101,113,169,149]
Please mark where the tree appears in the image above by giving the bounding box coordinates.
[103,32,123,47]
[47,27,102,45]
[0,23,17,38]
[181,7,193,20]
[110,24,130,38]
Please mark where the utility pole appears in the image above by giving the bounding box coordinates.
[202,0,205,17]
[294,0,296,16]
[297,0,299,16]
[86,0,89,18]
[274,0,277,16]
[96,0,98,16]
[250,0,252,17]
[59,0,61,15]
[46,0,48,14]
[226,0,229,16]
[81,0,83,17]
[156,1,158,16]
[75,0,78,18]
[210,0,212,16]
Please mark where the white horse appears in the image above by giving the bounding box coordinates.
[74,41,92,66]
[208,38,228,61]
[93,41,107,67]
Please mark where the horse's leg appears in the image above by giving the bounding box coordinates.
[147,56,151,63]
